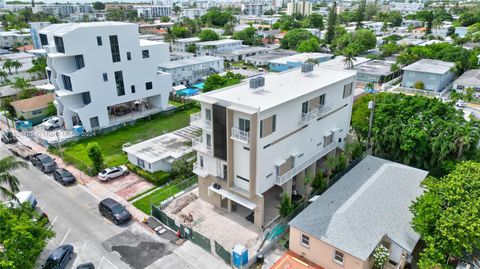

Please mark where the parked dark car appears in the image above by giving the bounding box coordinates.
[53,168,76,185]
[31,153,57,173]
[98,198,131,225]
[43,244,74,269]
[1,130,17,144]
[76,263,95,269]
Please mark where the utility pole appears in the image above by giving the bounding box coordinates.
[366,100,375,154]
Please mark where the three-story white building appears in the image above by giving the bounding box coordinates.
[190,65,356,228]
[40,22,172,131]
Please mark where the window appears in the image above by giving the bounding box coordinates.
[206,134,211,147]
[109,35,121,63]
[102,73,108,82]
[146,81,153,90]
[75,55,84,69]
[96,36,102,46]
[260,115,276,138]
[319,93,326,106]
[324,132,333,147]
[81,92,91,105]
[200,156,204,167]
[39,34,48,46]
[54,36,64,53]
[301,234,310,247]
[62,75,72,91]
[456,85,464,90]
[239,118,250,132]
[131,85,135,93]
[334,250,344,264]
[32,109,43,115]
[302,101,309,113]
[205,108,212,121]
[127,52,131,61]
[343,83,353,98]
[90,117,99,128]
[142,49,150,58]
[114,71,125,96]
[137,158,145,168]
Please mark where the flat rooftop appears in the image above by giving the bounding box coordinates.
[174,37,201,43]
[402,59,454,74]
[268,53,333,65]
[196,39,242,46]
[158,56,223,69]
[319,56,371,70]
[355,60,395,76]
[245,50,297,61]
[193,66,356,112]
[39,22,133,36]
[215,46,272,57]
[123,132,193,163]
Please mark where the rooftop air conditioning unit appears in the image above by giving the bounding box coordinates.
[301,63,314,75]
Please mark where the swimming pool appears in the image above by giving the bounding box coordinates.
[192,82,205,90]
[176,88,199,96]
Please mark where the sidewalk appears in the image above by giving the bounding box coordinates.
[0,120,150,223]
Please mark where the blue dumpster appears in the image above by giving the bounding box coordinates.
[72,125,84,136]
[232,244,248,268]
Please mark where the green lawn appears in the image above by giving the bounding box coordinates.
[133,177,197,214]
[59,106,199,168]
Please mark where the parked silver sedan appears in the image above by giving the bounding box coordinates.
[97,165,129,182]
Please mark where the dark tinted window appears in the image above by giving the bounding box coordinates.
[111,204,124,214]
[102,73,108,82]
[82,92,91,105]
[62,75,72,91]
[97,36,102,46]
[40,34,48,46]
[114,71,125,96]
[213,104,227,161]
[146,82,152,90]
[75,55,84,69]
[142,50,149,58]
[109,35,121,63]
[131,85,135,93]
[54,36,64,53]
[127,52,131,61]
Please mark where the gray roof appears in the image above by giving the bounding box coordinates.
[289,156,428,261]
[355,60,396,76]
[402,59,454,74]
[454,69,480,86]
[158,56,223,69]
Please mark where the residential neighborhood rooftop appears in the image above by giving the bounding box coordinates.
[454,69,480,86]
[289,155,428,261]
[215,46,272,57]
[402,59,455,74]
[174,37,201,43]
[196,39,242,46]
[10,93,55,112]
[268,52,333,65]
[193,66,356,112]
[158,55,223,69]
[355,60,396,76]
[319,56,371,70]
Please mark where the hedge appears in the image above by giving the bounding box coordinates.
[126,162,170,186]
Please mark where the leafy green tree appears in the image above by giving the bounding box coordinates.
[200,8,234,27]
[164,28,177,52]
[223,22,235,36]
[342,48,357,69]
[233,27,261,46]
[280,29,314,50]
[411,161,480,268]
[203,72,245,92]
[373,245,389,269]
[464,87,474,102]
[28,56,47,79]
[10,60,22,74]
[325,1,337,44]
[311,173,327,193]
[379,43,401,57]
[171,25,191,38]
[332,29,376,55]
[173,4,181,15]
[87,142,105,174]
[92,1,105,10]
[307,13,324,30]
[279,192,294,217]
[365,2,378,21]
[46,101,56,117]
[160,16,170,22]
[186,43,197,54]
[0,203,55,269]
[2,59,13,75]
[355,0,366,29]
[170,158,193,180]
[0,156,27,201]
[296,37,320,52]
[198,29,220,42]
[0,70,7,84]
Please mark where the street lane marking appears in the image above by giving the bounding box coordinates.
[48,216,58,229]
[60,228,71,245]
[98,256,120,269]
[81,241,88,252]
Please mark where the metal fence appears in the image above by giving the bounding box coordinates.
[191,229,212,253]
[215,240,231,265]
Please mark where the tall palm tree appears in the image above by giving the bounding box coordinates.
[0,156,27,201]
[13,77,30,90]
[306,58,320,65]
[342,51,357,70]
[0,70,7,84]
[10,60,22,74]
[2,59,13,75]
[164,28,177,52]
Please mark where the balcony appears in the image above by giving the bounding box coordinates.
[190,112,212,131]
[300,108,319,124]
[192,136,212,155]
[317,104,333,117]
[275,142,337,186]
[193,162,209,177]
[231,127,250,144]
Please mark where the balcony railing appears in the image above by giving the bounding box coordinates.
[300,104,333,124]
[317,104,333,117]
[275,142,337,186]
[190,112,212,131]
[191,136,212,155]
[193,162,209,177]
[231,127,250,143]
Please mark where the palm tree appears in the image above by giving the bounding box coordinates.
[0,70,7,84]
[164,28,177,52]
[306,58,320,65]
[325,154,338,181]
[10,60,22,74]
[390,63,400,77]
[2,59,13,75]
[366,82,375,91]
[13,77,30,90]
[342,49,357,70]
[224,22,235,36]
[0,156,28,201]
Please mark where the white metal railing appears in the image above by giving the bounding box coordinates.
[317,104,333,117]
[231,127,250,143]
[191,136,212,155]
[275,142,337,186]
[192,162,209,177]
[392,82,453,98]
[300,108,319,124]
[190,112,212,131]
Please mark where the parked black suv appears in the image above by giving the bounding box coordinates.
[53,168,76,185]
[43,244,74,269]
[76,263,95,269]
[99,198,131,225]
[31,153,57,173]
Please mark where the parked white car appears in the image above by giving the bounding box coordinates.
[5,191,37,208]
[456,100,466,108]
[98,166,129,182]
[42,116,63,130]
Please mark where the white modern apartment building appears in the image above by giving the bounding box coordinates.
[37,4,94,17]
[181,8,207,19]
[158,56,224,86]
[195,39,243,56]
[389,1,423,13]
[39,22,172,131]
[242,0,267,16]
[0,30,31,49]
[171,37,201,53]
[134,5,172,18]
[190,65,356,228]
[286,1,312,16]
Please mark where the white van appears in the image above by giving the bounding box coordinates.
[6,191,37,208]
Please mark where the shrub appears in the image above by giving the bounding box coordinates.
[279,192,294,217]
[126,162,170,186]
[414,81,425,90]
[87,142,104,174]
[373,245,389,269]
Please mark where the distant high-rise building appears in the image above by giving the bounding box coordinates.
[286,1,312,16]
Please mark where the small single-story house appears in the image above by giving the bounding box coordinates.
[453,69,480,97]
[355,60,397,89]
[455,27,468,38]
[10,93,54,124]
[268,53,334,72]
[318,56,371,71]
[215,46,273,62]
[288,156,428,269]
[401,59,455,92]
[123,132,195,173]
[244,49,297,66]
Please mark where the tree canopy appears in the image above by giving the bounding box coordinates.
[233,27,261,46]
[203,72,245,92]
[296,37,320,52]
[280,29,315,50]
[92,1,105,10]
[411,161,480,268]
[332,29,376,55]
[198,29,220,42]
[352,93,480,176]
[200,8,234,27]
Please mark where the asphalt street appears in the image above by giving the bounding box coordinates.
[0,143,230,269]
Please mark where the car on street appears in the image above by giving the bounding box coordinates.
[31,153,57,173]
[53,168,76,185]
[43,244,74,269]
[456,100,466,108]
[76,263,95,269]
[5,191,37,209]
[1,129,17,144]
[42,116,63,130]
[98,198,131,225]
[97,165,129,181]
